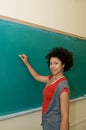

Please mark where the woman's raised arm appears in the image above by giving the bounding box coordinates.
[19,54,49,83]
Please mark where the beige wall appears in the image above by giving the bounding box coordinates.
[0,0,86,130]
[70,98,86,130]
[0,0,86,37]
[0,98,86,130]
[0,111,42,130]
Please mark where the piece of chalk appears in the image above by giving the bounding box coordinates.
[19,55,21,57]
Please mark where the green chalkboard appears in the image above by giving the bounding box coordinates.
[0,19,86,116]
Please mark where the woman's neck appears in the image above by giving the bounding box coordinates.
[52,72,64,80]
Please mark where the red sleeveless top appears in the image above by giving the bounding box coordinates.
[42,76,69,114]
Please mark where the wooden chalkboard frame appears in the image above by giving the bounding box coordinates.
[0,15,86,40]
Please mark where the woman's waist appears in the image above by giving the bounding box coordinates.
[42,111,61,120]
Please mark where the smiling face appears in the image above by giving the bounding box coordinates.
[49,57,64,76]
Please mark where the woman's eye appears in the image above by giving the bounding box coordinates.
[54,62,58,64]
[50,62,52,65]
[50,62,58,65]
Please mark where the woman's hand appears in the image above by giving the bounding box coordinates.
[19,54,28,65]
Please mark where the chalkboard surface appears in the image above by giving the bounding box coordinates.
[0,19,86,116]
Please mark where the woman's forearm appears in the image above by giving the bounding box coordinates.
[19,54,48,82]
[25,62,40,80]
[19,54,39,80]
[60,116,69,130]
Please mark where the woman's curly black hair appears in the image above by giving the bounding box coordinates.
[46,47,73,72]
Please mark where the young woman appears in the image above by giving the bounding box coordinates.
[19,47,73,130]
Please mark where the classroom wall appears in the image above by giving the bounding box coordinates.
[70,98,86,130]
[0,0,86,130]
[0,98,86,130]
[0,0,86,37]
